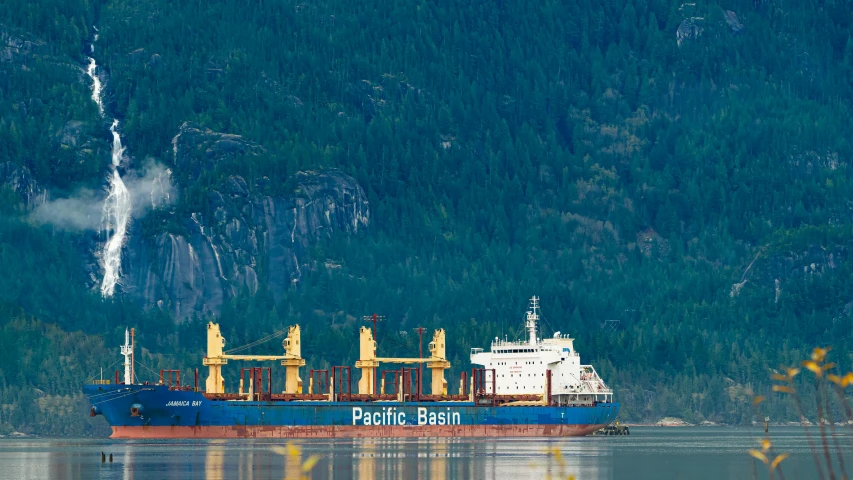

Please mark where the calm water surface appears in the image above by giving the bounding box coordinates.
[0,427,848,479]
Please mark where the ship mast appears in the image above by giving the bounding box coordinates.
[526,296,539,346]
[121,328,132,384]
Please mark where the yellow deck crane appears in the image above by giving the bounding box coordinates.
[354,326,451,396]
[202,322,306,394]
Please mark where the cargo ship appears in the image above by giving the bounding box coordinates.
[84,297,619,438]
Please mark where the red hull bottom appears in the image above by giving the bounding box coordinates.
[111,424,607,439]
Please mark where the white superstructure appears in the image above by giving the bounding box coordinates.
[470,296,613,406]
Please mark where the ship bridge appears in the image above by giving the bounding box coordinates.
[470,296,613,406]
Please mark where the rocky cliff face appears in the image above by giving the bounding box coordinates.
[123,123,369,320]
[0,162,47,209]
[731,244,849,305]
[1,26,48,65]
[675,4,745,47]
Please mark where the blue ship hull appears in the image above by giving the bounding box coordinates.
[84,384,619,438]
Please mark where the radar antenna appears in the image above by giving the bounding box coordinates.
[526,296,540,346]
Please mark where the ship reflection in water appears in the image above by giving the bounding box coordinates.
[305,438,606,480]
[0,427,847,480]
[2,437,607,480]
[195,438,607,480]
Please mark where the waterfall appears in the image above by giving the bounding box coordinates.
[109,119,123,167]
[100,120,132,297]
[85,29,133,297]
[101,168,131,297]
[85,58,103,116]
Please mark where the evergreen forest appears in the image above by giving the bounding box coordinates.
[0,0,852,435]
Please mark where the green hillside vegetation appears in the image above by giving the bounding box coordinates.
[0,0,852,434]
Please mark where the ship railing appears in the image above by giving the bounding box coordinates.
[575,365,614,397]
[555,393,614,406]
[580,365,609,384]
[490,340,536,348]
[572,381,613,396]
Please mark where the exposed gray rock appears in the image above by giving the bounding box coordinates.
[171,122,263,177]
[677,17,705,47]
[676,6,744,47]
[126,48,147,63]
[0,161,47,209]
[14,98,43,117]
[790,150,844,176]
[285,95,304,108]
[760,246,846,282]
[723,11,744,33]
[226,176,249,197]
[59,121,84,147]
[345,75,426,119]
[0,25,48,65]
[843,301,853,318]
[732,245,848,302]
[136,233,214,317]
[125,126,369,320]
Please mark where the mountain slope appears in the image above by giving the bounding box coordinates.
[0,0,851,433]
